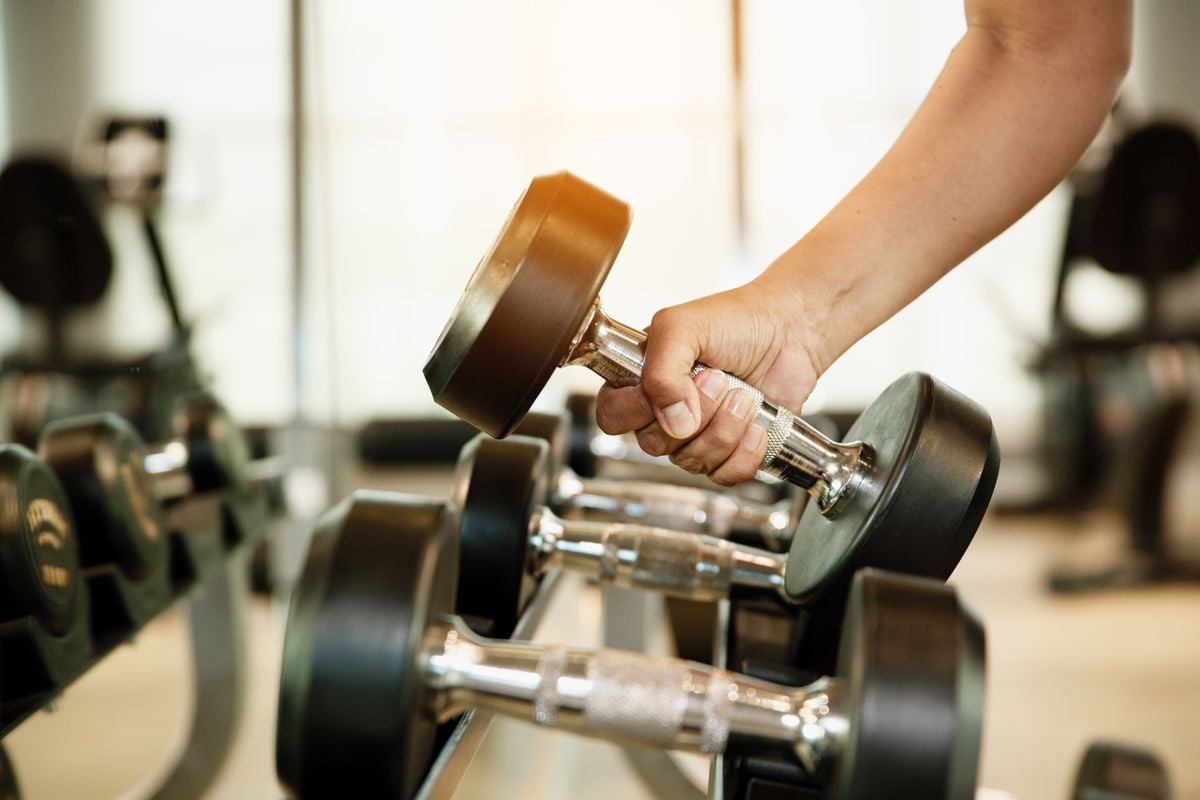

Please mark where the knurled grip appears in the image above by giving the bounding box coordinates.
[534,646,568,727]
[582,650,692,748]
[691,366,794,470]
[596,526,734,599]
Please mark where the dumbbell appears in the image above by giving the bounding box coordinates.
[561,392,796,504]
[516,411,799,550]
[1071,741,1171,800]
[37,413,169,583]
[453,432,980,638]
[36,396,257,578]
[0,445,81,636]
[424,172,1000,572]
[276,492,985,800]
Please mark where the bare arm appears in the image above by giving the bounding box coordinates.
[764,0,1132,372]
[596,0,1132,485]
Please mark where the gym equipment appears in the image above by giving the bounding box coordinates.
[1071,741,1171,800]
[39,413,168,582]
[276,492,985,800]
[85,115,189,340]
[0,149,197,447]
[0,743,19,800]
[516,411,799,550]
[453,432,984,638]
[1086,122,1200,281]
[424,172,999,582]
[0,446,81,636]
[0,157,112,366]
[0,445,92,707]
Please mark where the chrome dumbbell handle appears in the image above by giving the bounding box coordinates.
[558,473,791,546]
[564,302,868,516]
[528,509,787,602]
[421,616,842,772]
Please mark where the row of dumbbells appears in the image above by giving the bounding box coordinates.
[276,396,1173,800]
[283,171,1007,799]
[275,171,1169,798]
[276,372,1005,799]
[0,393,265,726]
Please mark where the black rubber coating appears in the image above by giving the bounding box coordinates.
[513,411,571,475]
[39,413,167,581]
[0,742,19,799]
[1088,122,1200,278]
[1072,741,1171,800]
[0,445,80,635]
[0,157,113,309]
[833,569,985,800]
[564,392,600,478]
[424,172,632,438]
[172,392,250,493]
[451,435,548,638]
[785,372,1000,604]
[276,492,459,800]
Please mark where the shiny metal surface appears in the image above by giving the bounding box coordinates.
[528,508,788,602]
[564,303,869,516]
[420,616,844,770]
[413,570,565,800]
[557,472,794,549]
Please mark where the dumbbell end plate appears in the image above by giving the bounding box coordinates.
[424,172,631,438]
[276,492,459,799]
[834,569,985,800]
[784,372,1000,604]
[452,435,548,637]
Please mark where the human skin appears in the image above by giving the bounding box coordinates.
[594,0,1132,486]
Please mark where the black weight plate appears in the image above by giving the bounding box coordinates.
[785,373,999,604]
[39,413,167,581]
[0,445,80,635]
[1089,122,1200,278]
[0,743,19,800]
[833,569,985,800]
[1072,741,1171,800]
[276,492,459,799]
[451,435,548,637]
[0,156,113,308]
[172,393,250,493]
[424,172,632,438]
[514,410,572,475]
[564,392,600,477]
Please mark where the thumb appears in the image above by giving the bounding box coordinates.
[641,308,704,440]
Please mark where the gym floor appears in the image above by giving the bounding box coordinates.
[4,495,1199,800]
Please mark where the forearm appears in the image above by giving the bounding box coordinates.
[759,6,1131,372]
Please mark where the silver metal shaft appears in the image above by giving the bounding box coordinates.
[563,302,869,516]
[527,508,788,602]
[557,472,794,550]
[421,616,844,772]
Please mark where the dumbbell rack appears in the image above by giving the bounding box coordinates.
[0,484,270,800]
[409,570,564,800]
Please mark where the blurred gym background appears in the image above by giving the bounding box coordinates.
[0,1,1197,799]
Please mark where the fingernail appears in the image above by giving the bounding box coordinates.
[698,369,726,402]
[727,389,753,421]
[739,424,764,453]
[662,401,697,439]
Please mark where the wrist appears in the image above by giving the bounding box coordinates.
[748,241,847,378]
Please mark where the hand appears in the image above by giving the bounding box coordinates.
[594,274,824,486]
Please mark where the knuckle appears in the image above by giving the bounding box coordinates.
[669,450,702,474]
[594,402,622,435]
[637,430,666,457]
[650,306,682,331]
[708,423,740,452]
